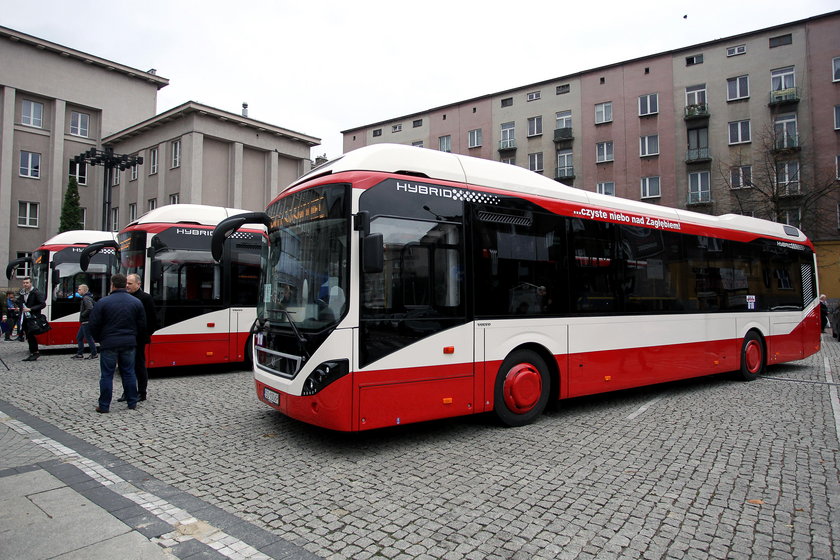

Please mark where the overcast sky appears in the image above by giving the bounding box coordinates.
[3,0,837,160]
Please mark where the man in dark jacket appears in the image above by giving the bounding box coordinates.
[122,273,156,401]
[18,277,45,361]
[87,273,145,412]
[72,284,97,359]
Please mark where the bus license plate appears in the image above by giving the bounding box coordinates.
[263,387,280,405]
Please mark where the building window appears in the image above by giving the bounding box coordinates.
[527,116,543,137]
[528,152,544,172]
[730,165,752,189]
[638,93,658,116]
[413,119,423,128]
[372,129,382,137]
[685,84,707,106]
[781,208,800,228]
[556,84,570,95]
[777,160,800,194]
[18,201,39,227]
[111,207,119,232]
[640,135,659,157]
[556,110,572,129]
[500,122,515,149]
[641,176,661,199]
[15,252,32,278]
[596,141,614,163]
[411,141,424,148]
[148,198,157,211]
[439,135,451,153]
[69,161,87,185]
[149,148,159,174]
[70,111,90,137]
[129,203,137,222]
[597,182,615,196]
[391,124,402,133]
[19,151,40,178]
[501,157,515,165]
[834,106,840,130]
[171,139,181,168]
[468,129,482,148]
[834,57,840,82]
[111,169,120,186]
[685,54,704,66]
[727,44,747,57]
[774,114,798,149]
[169,193,180,205]
[527,91,541,102]
[556,149,573,178]
[80,208,87,229]
[769,34,792,48]
[595,102,612,124]
[771,66,795,91]
[728,120,751,144]
[688,171,711,203]
[501,97,513,108]
[727,75,750,101]
[687,127,709,160]
[21,100,44,128]
[836,155,840,180]
[131,163,138,181]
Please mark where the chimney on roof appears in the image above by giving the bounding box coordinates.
[242,102,248,118]
[147,68,157,75]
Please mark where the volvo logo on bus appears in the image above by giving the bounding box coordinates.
[395,180,500,205]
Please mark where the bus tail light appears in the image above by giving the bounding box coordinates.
[301,360,350,396]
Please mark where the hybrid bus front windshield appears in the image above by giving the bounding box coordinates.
[261,184,349,331]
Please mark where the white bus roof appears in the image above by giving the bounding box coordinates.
[128,204,253,228]
[41,230,116,246]
[292,144,808,244]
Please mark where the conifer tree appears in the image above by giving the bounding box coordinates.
[59,177,84,233]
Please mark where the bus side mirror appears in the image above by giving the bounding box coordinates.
[150,260,162,281]
[363,234,384,273]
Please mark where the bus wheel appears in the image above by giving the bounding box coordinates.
[738,331,765,381]
[494,350,550,427]
[244,334,254,367]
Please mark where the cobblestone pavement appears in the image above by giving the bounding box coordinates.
[1,336,838,560]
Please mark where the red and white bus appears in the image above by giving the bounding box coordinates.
[214,144,821,431]
[83,204,264,367]
[6,230,116,346]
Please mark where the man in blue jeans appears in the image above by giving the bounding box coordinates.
[87,273,146,413]
[71,284,97,359]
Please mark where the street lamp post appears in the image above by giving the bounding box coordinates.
[71,148,143,231]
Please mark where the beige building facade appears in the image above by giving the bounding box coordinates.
[0,26,319,291]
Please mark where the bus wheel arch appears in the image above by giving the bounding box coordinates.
[738,329,766,381]
[493,345,556,427]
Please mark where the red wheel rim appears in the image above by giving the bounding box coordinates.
[502,363,542,413]
[745,340,762,373]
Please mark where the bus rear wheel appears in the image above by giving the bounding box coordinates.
[738,331,765,381]
[494,350,550,427]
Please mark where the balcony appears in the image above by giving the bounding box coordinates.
[498,139,516,152]
[768,87,800,107]
[686,148,712,163]
[553,128,574,143]
[772,134,801,153]
[684,104,710,120]
[555,167,575,182]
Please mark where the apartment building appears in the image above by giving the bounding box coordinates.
[0,26,319,291]
[342,11,840,293]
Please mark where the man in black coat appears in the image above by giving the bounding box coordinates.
[123,273,156,401]
[18,277,45,361]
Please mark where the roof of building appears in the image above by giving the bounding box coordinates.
[103,101,321,147]
[0,25,169,89]
[341,9,840,133]
[291,143,810,245]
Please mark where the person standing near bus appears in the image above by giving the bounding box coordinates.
[71,284,97,359]
[18,277,45,361]
[120,273,155,402]
[88,273,144,412]
[3,292,18,341]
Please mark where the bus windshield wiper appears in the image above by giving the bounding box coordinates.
[273,309,311,359]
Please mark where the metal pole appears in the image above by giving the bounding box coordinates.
[101,164,112,231]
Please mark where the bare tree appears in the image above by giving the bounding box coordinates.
[718,122,839,236]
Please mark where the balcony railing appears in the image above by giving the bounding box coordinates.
[768,87,800,106]
[498,139,516,151]
[686,148,711,163]
[553,128,574,142]
[684,104,710,120]
[773,134,800,151]
[555,166,575,181]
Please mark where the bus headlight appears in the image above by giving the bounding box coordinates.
[301,360,349,396]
